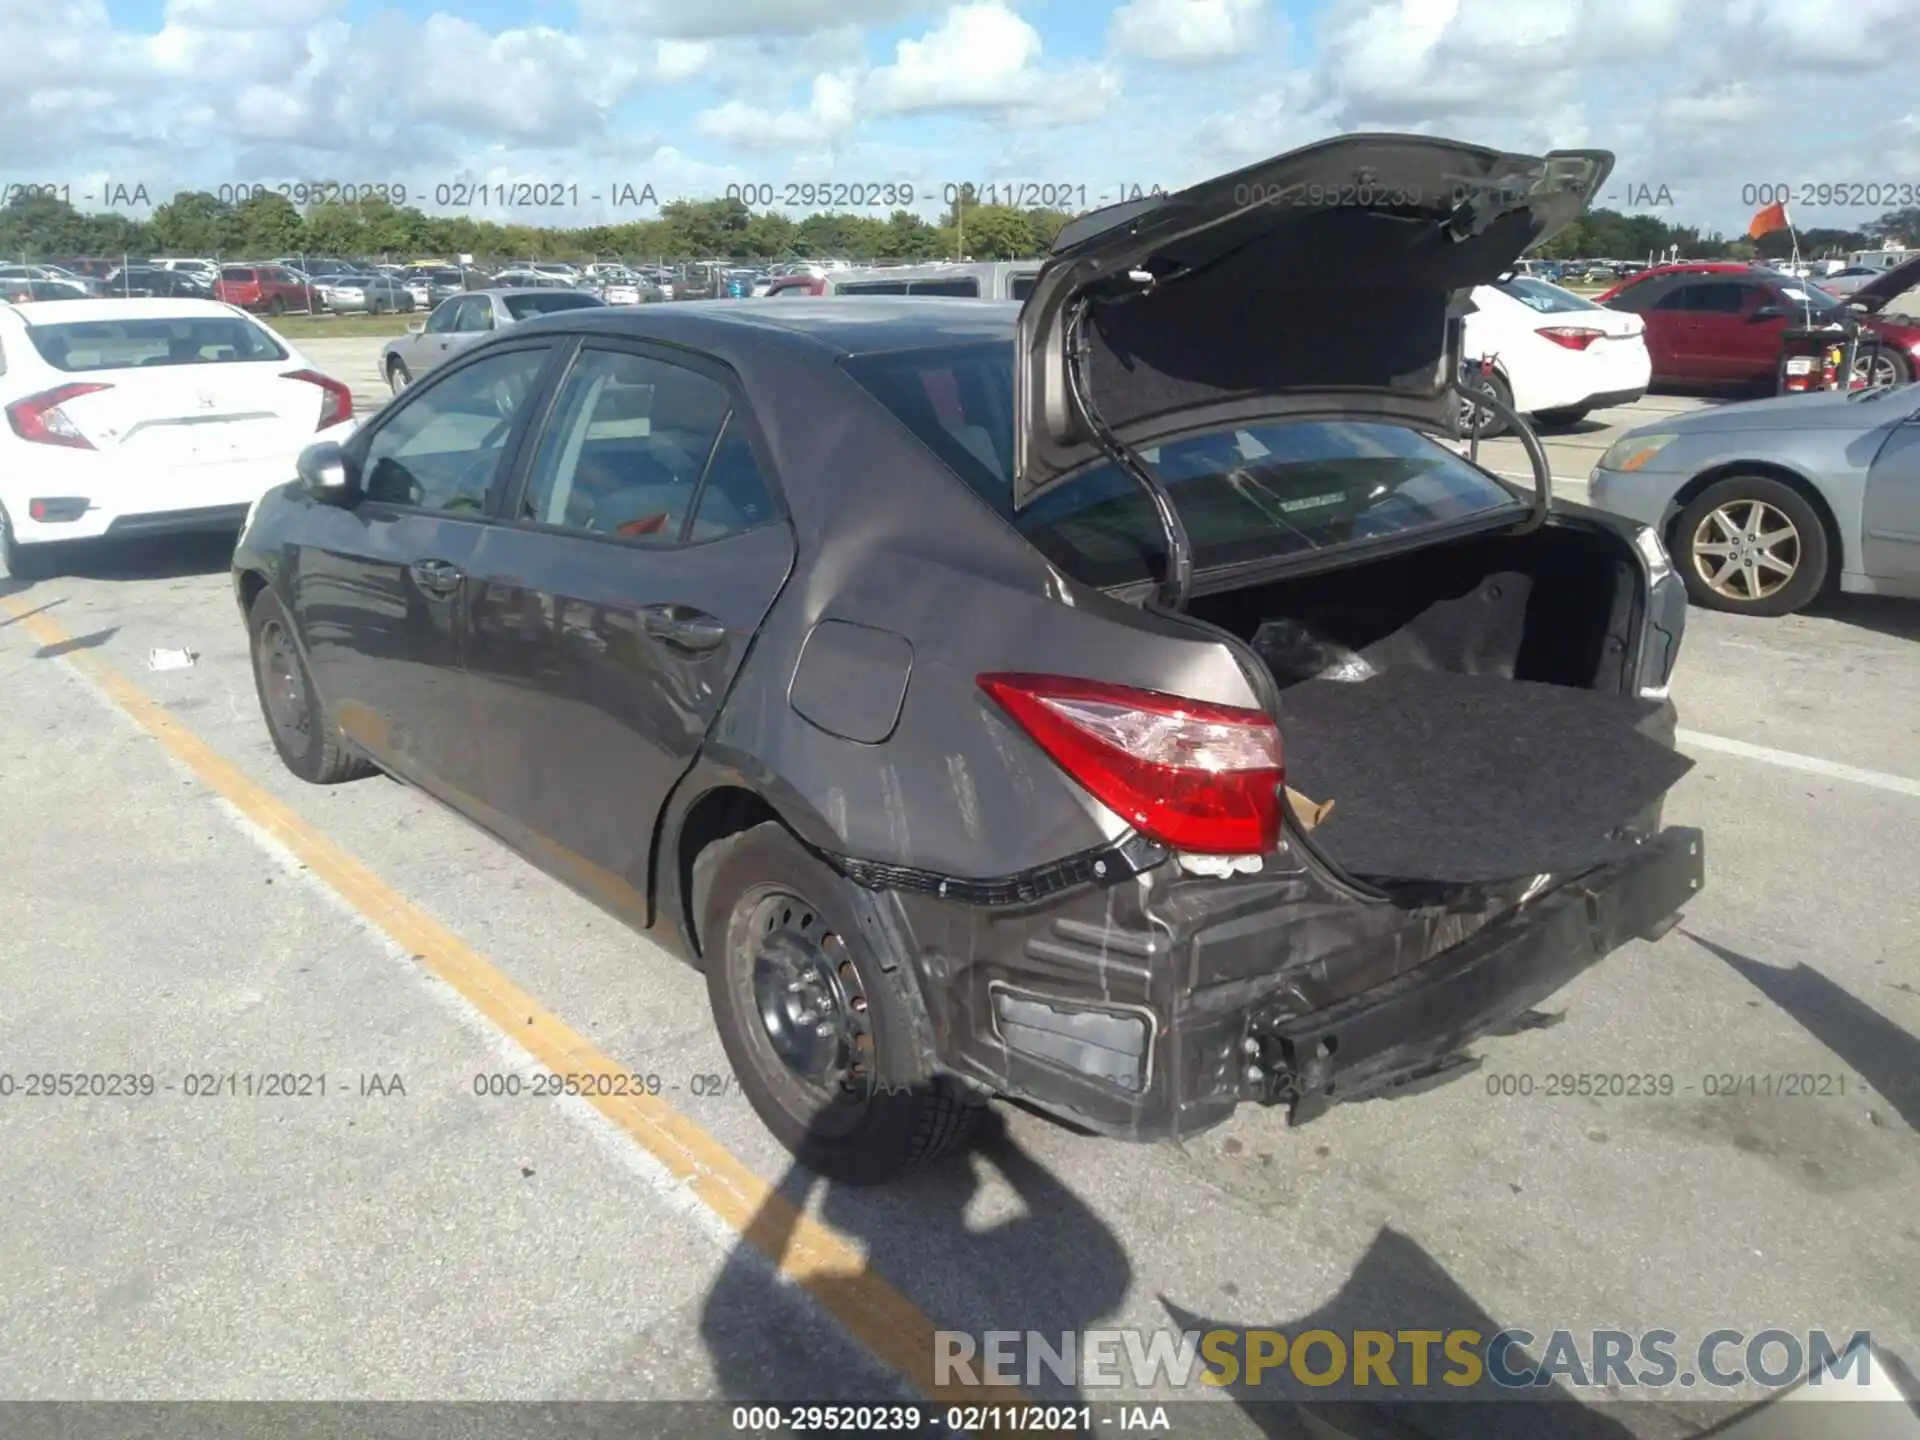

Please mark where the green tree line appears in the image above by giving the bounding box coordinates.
[6,184,1920,266]
[0,188,1074,264]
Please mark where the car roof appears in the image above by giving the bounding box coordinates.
[1631,263,1756,279]
[513,295,1019,358]
[1,296,251,324]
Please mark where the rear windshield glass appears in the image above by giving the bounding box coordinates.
[843,342,1523,589]
[27,316,288,372]
[503,292,603,319]
[1494,277,1600,313]
[221,267,256,281]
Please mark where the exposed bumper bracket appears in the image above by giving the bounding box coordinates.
[1248,826,1704,1123]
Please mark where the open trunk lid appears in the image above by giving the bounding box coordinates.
[1843,252,1920,315]
[1011,133,1613,508]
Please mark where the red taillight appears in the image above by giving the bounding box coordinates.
[1538,326,1606,350]
[283,368,353,429]
[6,382,112,449]
[978,672,1284,854]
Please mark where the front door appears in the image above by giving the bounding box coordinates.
[460,341,795,924]
[1861,407,1920,583]
[295,342,557,802]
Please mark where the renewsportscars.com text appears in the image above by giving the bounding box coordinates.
[934,1327,1875,1393]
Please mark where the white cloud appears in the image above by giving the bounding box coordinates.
[1109,0,1264,64]
[576,0,923,40]
[696,72,861,148]
[865,1,1117,118]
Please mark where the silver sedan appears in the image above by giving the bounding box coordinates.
[1588,385,1920,616]
[320,273,416,314]
[378,286,606,392]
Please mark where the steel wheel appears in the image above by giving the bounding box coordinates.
[745,891,873,1117]
[1690,498,1800,603]
[388,359,411,394]
[255,615,312,757]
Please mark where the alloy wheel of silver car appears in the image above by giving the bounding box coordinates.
[388,360,410,394]
[1689,498,1800,603]
[1853,349,1904,389]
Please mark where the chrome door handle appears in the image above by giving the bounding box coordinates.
[409,558,463,595]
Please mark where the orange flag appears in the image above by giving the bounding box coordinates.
[1748,201,1791,239]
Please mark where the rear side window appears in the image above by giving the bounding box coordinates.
[843,343,1523,590]
[1010,275,1037,300]
[688,416,777,541]
[908,278,979,296]
[26,316,288,371]
[838,281,909,295]
[1493,277,1600,313]
[502,291,604,320]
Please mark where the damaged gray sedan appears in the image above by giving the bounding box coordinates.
[233,133,1706,1183]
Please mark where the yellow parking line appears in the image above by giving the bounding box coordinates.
[2,592,1027,1416]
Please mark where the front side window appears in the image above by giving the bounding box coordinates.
[360,348,550,512]
[843,342,1524,590]
[516,348,730,539]
[425,299,460,334]
[909,278,979,296]
[838,281,910,295]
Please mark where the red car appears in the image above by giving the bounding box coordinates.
[1597,261,1920,392]
[213,264,317,316]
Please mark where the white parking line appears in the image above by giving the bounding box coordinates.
[1676,728,1920,799]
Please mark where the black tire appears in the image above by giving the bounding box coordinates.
[248,587,373,783]
[1459,369,1513,439]
[387,358,411,393]
[267,295,287,317]
[0,504,55,581]
[694,822,981,1184]
[1673,475,1829,617]
[1532,405,1589,429]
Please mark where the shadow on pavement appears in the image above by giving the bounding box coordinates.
[1685,930,1920,1133]
[20,532,238,584]
[1800,592,1920,643]
[698,1104,1132,1414]
[32,625,119,658]
[0,594,61,624]
[1164,1226,1647,1440]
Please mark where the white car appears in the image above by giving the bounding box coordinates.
[1461,274,1651,435]
[0,297,356,579]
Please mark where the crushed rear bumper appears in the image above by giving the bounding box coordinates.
[884,824,1704,1142]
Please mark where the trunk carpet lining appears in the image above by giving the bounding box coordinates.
[1277,669,1692,884]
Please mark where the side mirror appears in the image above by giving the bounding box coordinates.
[1752,305,1786,320]
[296,441,360,505]
[407,320,425,334]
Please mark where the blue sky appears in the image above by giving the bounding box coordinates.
[8,0,1920,236]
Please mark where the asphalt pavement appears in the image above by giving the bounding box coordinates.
[2,342,1917,1437]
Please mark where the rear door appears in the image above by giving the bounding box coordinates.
[460,339,794,925]
[298,341,561,801]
